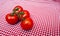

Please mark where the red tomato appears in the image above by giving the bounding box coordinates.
[20,17,33,30]
[19,10,30,20]
[5,13,18,25]
[13,6,23,13]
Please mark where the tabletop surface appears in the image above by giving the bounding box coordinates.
[0,0,60,36]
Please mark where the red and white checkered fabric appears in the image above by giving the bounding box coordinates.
[0,0,60,36]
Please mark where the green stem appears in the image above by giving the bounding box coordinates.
[11,11,15,16]
[19,12,24,15]
[13,8,19,11]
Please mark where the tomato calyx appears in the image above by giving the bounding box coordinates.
[15,8,19,11]
[16,12,24,19]
[19,12,24,15]
[13,8,19,11]
[13,5,23,13]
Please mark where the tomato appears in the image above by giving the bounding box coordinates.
[19,10,30,20]
[13,6,23,13]
[5,13,18,25]
[20,17,33,30]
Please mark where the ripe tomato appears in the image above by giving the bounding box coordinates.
[13,6,23,13]
[19,10,30,20]
[20,17,33,30]
[5,13,18,25]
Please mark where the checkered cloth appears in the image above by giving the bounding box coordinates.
[0,0,60,36]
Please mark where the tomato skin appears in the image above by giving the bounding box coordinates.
[19,10,30,20]
[5,13,18,25]
[22,10,30,18]
[20,17,33,30]
[13,6,23,13]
